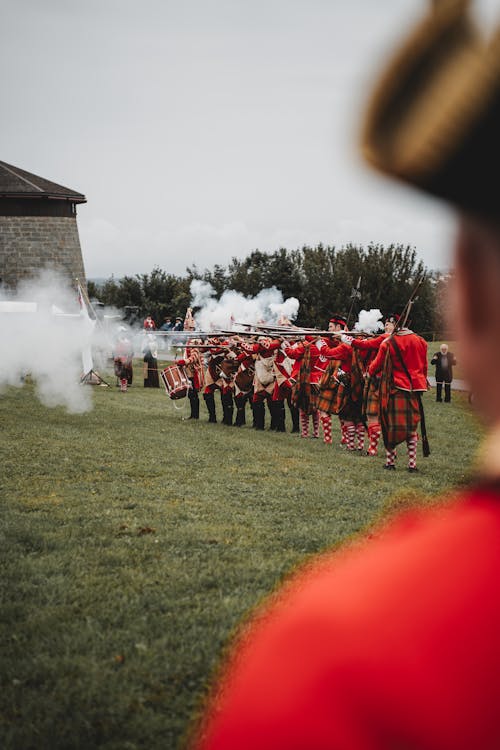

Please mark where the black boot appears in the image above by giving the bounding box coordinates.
[289,404,300,433]
[444,383,451,402]
[234,397,246,426]
[436,382,443,402]
[221,392,234,426]
[268,400,277,431]
[203,392,217,423]
[253,400,265,430]
[188,390,199,419]
[274,400,286,432]
[251,401,257,428]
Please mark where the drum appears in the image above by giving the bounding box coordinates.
[161,365,190,400]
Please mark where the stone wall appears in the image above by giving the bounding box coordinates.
[0,215,86,291]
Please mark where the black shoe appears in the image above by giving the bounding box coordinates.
[408,467,419,473]
[383,464,396,470]
[436,398,442,402]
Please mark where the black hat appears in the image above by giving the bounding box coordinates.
[361,0,500,224]
[385,313,400,325]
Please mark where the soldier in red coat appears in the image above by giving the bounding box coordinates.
[351,313,398,456]
[113,328,134,392]
[368,326,428,471]
[175,338,205,420]
[190,4,500,749]
[271,343,300,434]
[203,337,238,425]
[285,336,328,438]
[317,314,364,449]
[241,337,282,430]
[233,345,255,427]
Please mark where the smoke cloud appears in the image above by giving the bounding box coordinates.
[0,271,97,413]
[354,309,383,333]
[189,280,299,331]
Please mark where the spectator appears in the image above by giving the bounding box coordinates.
[431,343,457,402]
[142,333,159,388]
[143,314,156,331]
[159,316,174,352]
[159,316,173,331]
[172,316,185,346]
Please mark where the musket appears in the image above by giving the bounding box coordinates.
[241,327,376,338]
[346,275,362,330]
[396,275,426,332]
[154,330,226,337]
[174,343,243,351]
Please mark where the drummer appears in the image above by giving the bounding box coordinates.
[175,337,205,420]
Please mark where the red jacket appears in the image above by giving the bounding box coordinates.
[193,485,500,750]
[283,343,303,381]
[242,340,281,358]
[368,330,428,391]
[352,333,389,370]
[284,340,327,384]
[352,333,388,352]
[321,341,353,373]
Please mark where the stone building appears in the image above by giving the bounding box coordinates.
[0,160,87,292]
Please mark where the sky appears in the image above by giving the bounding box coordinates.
[2,0,499,280]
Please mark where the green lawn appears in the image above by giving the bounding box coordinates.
[0,362,481,749]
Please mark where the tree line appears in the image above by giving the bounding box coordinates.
[87,243,449,337]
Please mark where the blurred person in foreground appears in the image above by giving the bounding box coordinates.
[189,2,500,749]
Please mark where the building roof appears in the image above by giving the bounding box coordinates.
[0,160,86,203]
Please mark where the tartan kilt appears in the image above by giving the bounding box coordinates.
[381,388,421,450]
[309,384,321,411]
[316,382,339,413]
[316,361,340,414]
[363,376,380,420]
[338,390,362,422]
[291,381,316,414]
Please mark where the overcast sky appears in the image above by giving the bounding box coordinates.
[2,1,498,280]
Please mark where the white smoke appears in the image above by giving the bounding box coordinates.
[269,296,300,324]
[354,309,383,333]
[0,271,99,413]
[189,280,299,331]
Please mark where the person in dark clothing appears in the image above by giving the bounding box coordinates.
[159,316,173,332]
[431,343,457,402]
[142,333,160,388]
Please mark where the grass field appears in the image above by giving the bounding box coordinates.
[0,356,481,749]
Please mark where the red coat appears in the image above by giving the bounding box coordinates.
[369,330,428,391]
[352,334,387,351]
[283,342,304,381]
[193,485,500,750]
[242,340,281,358]
[321,341,353,372]
[352,333,389,370]
[284,341,326,384]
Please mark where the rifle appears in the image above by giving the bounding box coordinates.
[396,275,426,331]
[346,275,362,329]
[154,330,226,337]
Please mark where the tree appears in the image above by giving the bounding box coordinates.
[87,242,440,336]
